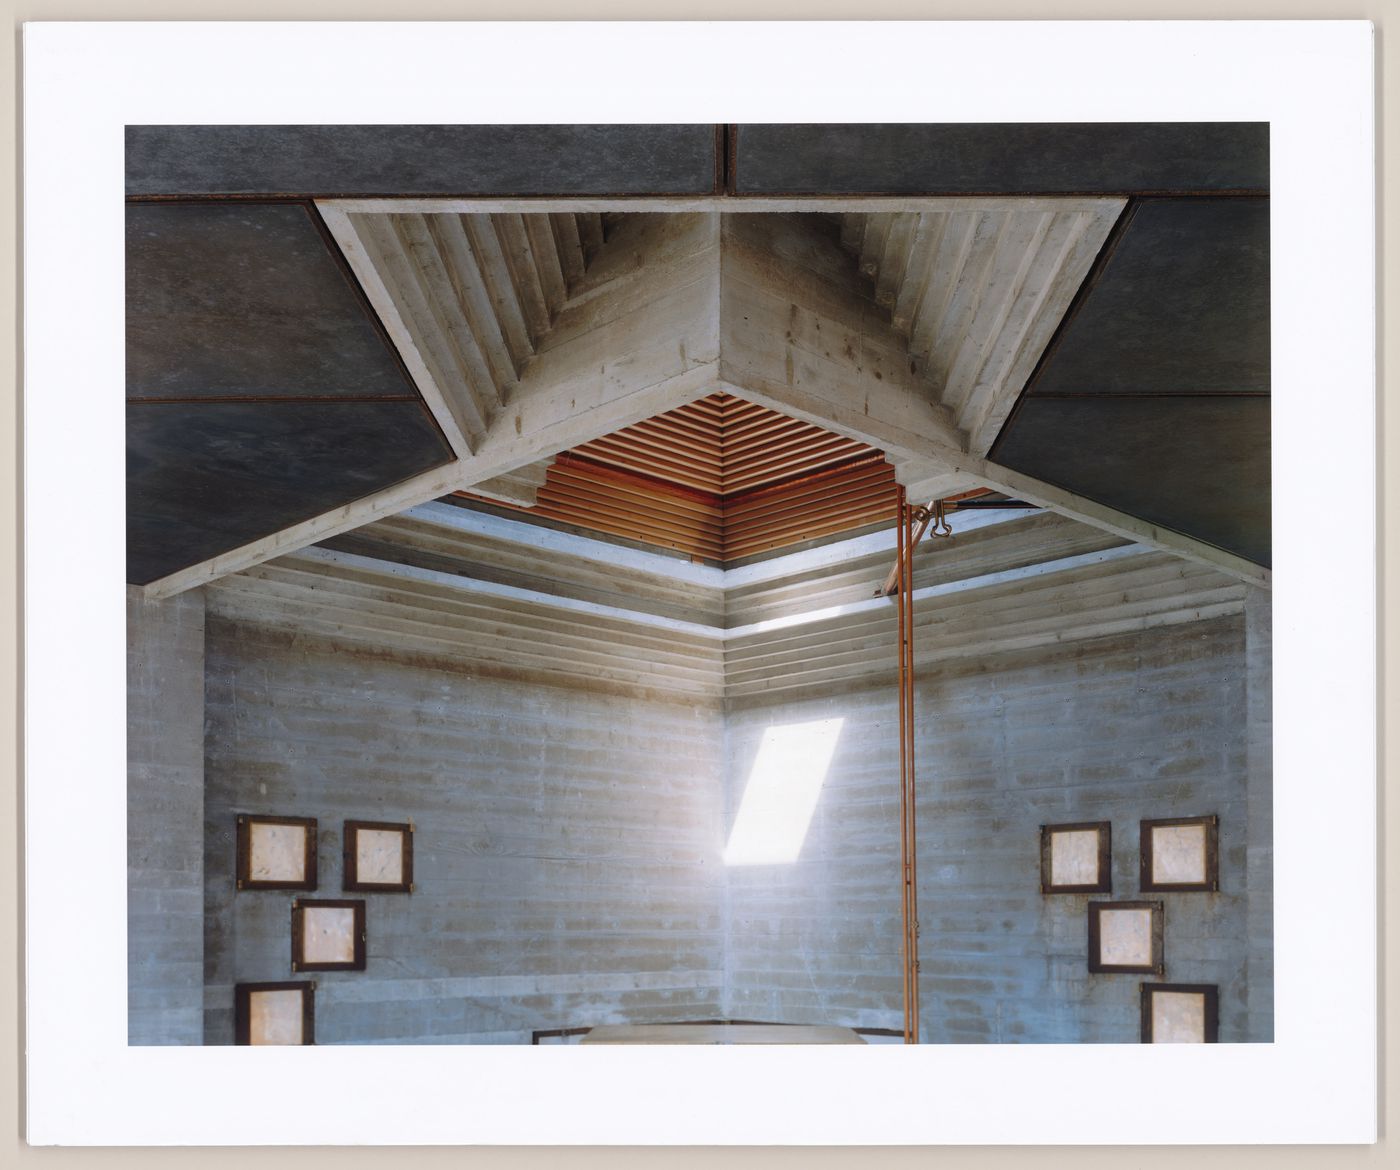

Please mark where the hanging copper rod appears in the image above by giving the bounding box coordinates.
[881,500,934,598]
[895,486,922,1043]
[904,488,921,1044]
[895,485,911,1042]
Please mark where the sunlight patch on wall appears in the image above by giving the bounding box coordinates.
[723,718,844,866]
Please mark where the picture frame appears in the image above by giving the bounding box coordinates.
[233,981,316,1046]
[1087,900,1165,975]
[235,814,318,891]
[343,819,414,893]
[1140,814,1220,892]
[1039,820,1112,894]
[291,898,367,973]
[1140,982,1219,1044]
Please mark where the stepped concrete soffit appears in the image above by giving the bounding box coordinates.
[145,200,1269,598]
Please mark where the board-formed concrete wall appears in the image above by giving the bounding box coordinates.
[169,503,1270,1045]
[127,585,206,1044]
[724,609,1273,1043]
[201,619,726,1045]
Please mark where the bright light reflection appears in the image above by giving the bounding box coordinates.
[723,718,844,866]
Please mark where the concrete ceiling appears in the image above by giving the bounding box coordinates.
[125,123,1270,594]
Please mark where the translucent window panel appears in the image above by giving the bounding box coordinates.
[248,822,306,883]
[356,829,404,885]
[1152,823,1208,885]
[1151,991,1208,1043]
[1050,829,1101,886]
[248,989,304,1046]
[1098,907,1154,967]
[301,906,357,965]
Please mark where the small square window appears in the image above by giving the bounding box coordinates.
[234,981,315,1045]
[1140,815,1219,892]
[343,820,414,893]
[291,899,366,972]
[236,815,317,891]
[1040,821,1111,894]
[1140,983,1219,1043]
[1088,900,1164,974]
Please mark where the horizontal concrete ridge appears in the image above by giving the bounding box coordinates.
[203,506,1242,704]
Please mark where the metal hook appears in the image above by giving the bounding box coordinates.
[930,499,954,538]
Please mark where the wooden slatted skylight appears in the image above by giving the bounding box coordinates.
[461,392,895,562]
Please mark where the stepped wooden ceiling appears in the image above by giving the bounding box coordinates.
[125,124,1270,594]
[463,392,895,562]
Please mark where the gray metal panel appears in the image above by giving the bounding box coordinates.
[127,125,719,197]
[126,401,454,584]
[1027,198,1270,397]
[733,124,1268,194]
[127,202,415,400]
[989,396,1271,567]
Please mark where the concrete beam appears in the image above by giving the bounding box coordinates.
[717,213,967,463]
[899,455,1271,589]
[467,458,555,507]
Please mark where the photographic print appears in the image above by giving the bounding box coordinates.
[23,19,1375,1147]
[125,119,1270,1048]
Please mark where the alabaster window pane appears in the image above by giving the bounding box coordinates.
[1151,991,1207,1043]
[1152,823,1208,885]
[1099,908,1154,967]
[302,906,357,965]
[249,822,306,883]
[1050,829,1100,886]
[248,989,304,1045]
[356,829,404,885]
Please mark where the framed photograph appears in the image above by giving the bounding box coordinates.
[235,814,318,891]
[1039,821,1112,894]
[1140,983,1219,1044]
[1140,815,1220,892]
[291,899,367,973]
[343,820,414,893]
[233,981,316,1046]
[1088,900,1164,975]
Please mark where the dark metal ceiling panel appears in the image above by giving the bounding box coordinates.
[1026,198,1270,397]
[732,124,1268,195]
[989,397,1271,567]
[127,401,454,585]
[126,125,720,198]
[127,202,418,401]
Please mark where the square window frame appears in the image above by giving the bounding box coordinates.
[1140,982,1220,1043]
[342,819,415,894]
[233,980,316,1046]
[1087,899,1165,975]
[291,898,367,973]
[1039,820,1112,894]
[1140,814,1220,893]
[235,814,318,892]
